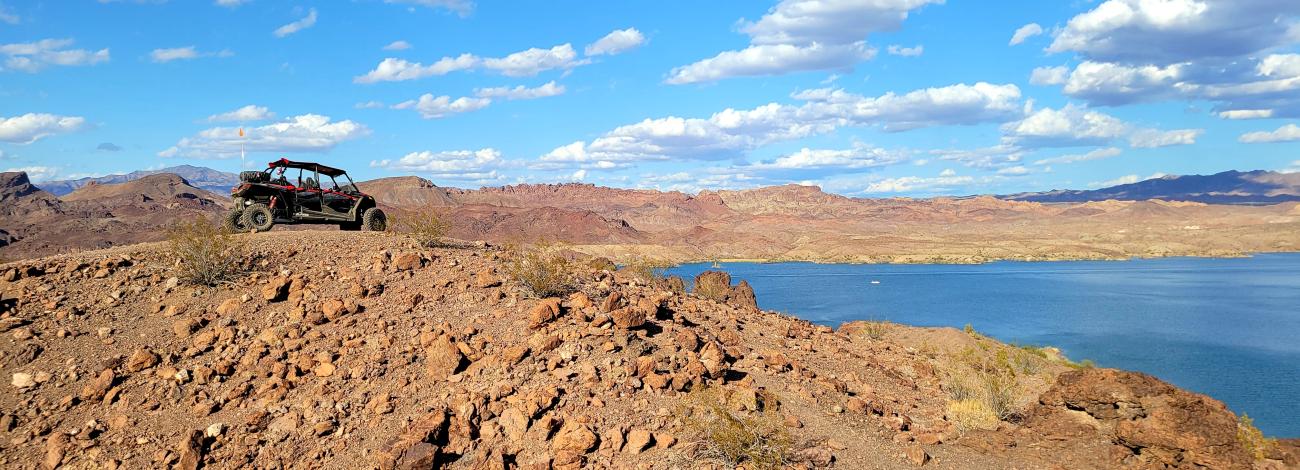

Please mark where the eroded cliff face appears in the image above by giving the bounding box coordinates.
[1,231,1292,469]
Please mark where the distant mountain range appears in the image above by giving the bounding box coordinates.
[1001,170,1300,205]
[38,165,238,196]
[4,167,1298,261]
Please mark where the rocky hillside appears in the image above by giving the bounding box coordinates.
[1,231,1295,469]
[1003,170,1300,205]
[0,172,226,258]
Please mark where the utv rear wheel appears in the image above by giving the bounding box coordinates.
[223,209,248,233]
[241,203,275,232]
[362,207,387,232]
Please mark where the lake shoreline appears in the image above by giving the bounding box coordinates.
[667,253,1300,438]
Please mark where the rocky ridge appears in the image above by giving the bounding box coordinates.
[1,231,1295,469]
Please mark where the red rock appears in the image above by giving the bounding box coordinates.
[124,348,160,373]
[905,445,930,466]
[425,335,464,380]
[262,276,290,301]
[528,298,563,329]
[393,252,423,271]
[610,308,645,329]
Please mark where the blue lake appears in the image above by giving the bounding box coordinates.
[667,253,1300,437]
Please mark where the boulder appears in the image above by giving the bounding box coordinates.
[528,298,563,329]
[425,335,465,380]
[1023,368,1254,469]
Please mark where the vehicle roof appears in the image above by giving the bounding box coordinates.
[267,158,346,177]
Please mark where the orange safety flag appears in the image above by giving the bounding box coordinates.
[239,127,245,137]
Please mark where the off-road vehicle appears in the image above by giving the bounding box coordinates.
[225,158,386,232]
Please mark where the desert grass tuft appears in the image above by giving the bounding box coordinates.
[166,215,245,286]
[947,399,1000,432]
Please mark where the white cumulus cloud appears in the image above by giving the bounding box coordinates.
[206,105,275,122]
[1239,123,1300,143]
[585,28,645,56]
[752,143,908,170]
[392,94,492,119]
[544,82,1023,164]
[1009,23,1043,46]
[666,0,941,84]
[886,44,923,57]
[1129,128,1202,148]
[371,148,504,180]
[0,38,109,73]
[1029,66,1069,86]
[474,81,565,100]
[1002,104,1129,147]
[0,113,88,144]
[355,44,586,83]
[159,114,369,158]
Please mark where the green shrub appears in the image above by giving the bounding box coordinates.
[167,215,245,286]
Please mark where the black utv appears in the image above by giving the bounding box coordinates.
[226,158,387,232]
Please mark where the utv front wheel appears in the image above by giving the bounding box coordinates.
[241,203,275,232]
[362,207,387,232]
[223,209,248,233]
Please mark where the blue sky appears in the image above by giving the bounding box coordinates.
[2,0,1298,196]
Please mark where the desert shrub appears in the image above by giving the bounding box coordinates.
[586,256,616,272]
[856,320,892,340]
[947,399,999,432]
[1238,414,1275,461]
[1009,349,1044,375]
[979,369,1018,420]
[504,242,573,298]
[393,208,451,247]
[622,255,671,282]
[693,272,733,302]
[943,372,978,402]
[682,387,791,469]
[167,215,245,286]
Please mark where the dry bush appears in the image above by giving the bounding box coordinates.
[693,273,733,302]
[857,320,892,340]
[622,255,671,282]
[586,257,616,272]
[167,215,245,286]
[682,387,791,469]
[979,369,1018,421]
[393,208,451,247]
[504,242,573,298]
[947,399,999,432]
[1238,414,1276,461]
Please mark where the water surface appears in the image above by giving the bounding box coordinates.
[668,254,1300,437]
